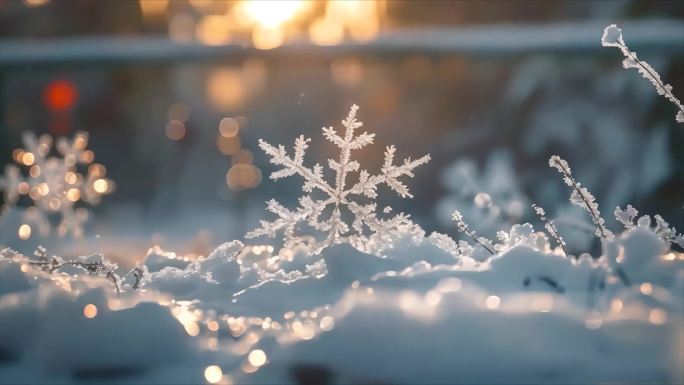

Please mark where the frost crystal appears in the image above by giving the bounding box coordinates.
[1,246,122,293]
[615,205,684,247]
[494,223,549,254]
[0,131,114,238]
[532,204,568,257]
[602,24,684,123]
[549,155,613,241]
[451,210,495,255]
[427,231,462,258]
[614,204,639,230]
[247,105,430,254]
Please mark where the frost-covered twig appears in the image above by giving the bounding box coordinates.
[532,204,569,257]
[1,246,122,294]
[451,210,495,255]
[549,156,613,241]
[602,24,684,123]
[615,205,684,247]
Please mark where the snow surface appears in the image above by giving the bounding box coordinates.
[1,224,682,384]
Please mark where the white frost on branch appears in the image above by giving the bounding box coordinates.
[602,24,684,123]
[615,205,684,247]
[549,155,613,241]
[247,104,430,254]
[451,210,495,256]
[532,204,568,257]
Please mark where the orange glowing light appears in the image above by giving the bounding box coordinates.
[239,0,304,28]
[247,349,267,367]
[204,365,223,383]
[165,120,186,141]
[217,135,241,156]
[169,13,196,42]
[24,0,49,6]
[232,149,253,165]
[331,58,363,88]
[18,224,32,240]
[83,304,98,319]
[44,80,78,112]
[139,0,168,19]
[252,26,284,50]
[207,69,245,110]
[196,15,231,45]
[309,17,344,46]
[219,117,240,138]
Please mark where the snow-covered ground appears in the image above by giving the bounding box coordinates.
[1,222,682,384]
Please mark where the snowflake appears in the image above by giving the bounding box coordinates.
[602,24,684,123]
[0,131,114,238]
[246,104,430,254]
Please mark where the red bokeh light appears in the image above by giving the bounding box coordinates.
[44,79,78,112]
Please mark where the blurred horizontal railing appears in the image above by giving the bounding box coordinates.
[1,20,683,67]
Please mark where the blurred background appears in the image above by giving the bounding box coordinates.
[1,0,683,264]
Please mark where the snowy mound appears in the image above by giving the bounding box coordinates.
[2,223,682,385]
[0,258,193,382]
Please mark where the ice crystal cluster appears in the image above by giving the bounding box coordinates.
[549,155,613,241]
[0,131,114,238]
[1,246,123,293]
[247,105,430,254]
[602,24,684,123]
[615,205,684,247]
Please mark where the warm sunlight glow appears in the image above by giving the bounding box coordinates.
[93,179,110,194]
[247,349,267,367]
[83,304,98,319]
[648,308,667,325]
[207,69,244,110]
[18,224,31,240]
[319,316,335,332]
[239,0,303,28]
[309,17,344,46]
[139,0,168,18]
[252,27,284,50]
[24,0,49,7]
[204,365,223,384]
[219,118,240,138]
[21,152,35,166]
[640,282,653,295]
[165,120,186,141]
[485,295,501,309]
[196,15,231,45]
[207,320,220,332]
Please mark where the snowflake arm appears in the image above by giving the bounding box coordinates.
[258,138,334,195]
[381,145,431,198]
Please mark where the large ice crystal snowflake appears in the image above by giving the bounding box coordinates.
[0,131,114,238]
[247,105,430,254]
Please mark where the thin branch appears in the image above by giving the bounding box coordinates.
[532,204,569,258]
